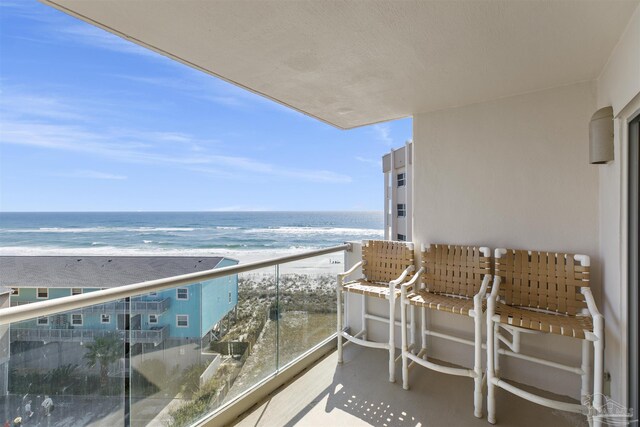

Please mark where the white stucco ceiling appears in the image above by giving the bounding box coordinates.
[43,0,639,129]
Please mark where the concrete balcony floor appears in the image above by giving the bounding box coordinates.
[234,344,586,427]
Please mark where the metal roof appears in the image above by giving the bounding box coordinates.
[0,256,230,289]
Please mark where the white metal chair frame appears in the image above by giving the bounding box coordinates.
[400,244,492,419]
[486,248,604,426]
[337,240,416,383]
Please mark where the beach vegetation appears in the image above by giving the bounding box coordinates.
[84,333,122,386]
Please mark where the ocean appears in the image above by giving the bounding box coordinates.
[0,211,383,259]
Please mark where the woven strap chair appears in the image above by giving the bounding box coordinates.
[400,244,491,419]
[337,240,417,383]
[486,249,603,425]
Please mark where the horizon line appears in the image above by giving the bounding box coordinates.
[0,210,384,214]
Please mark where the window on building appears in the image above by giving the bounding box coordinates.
[71,314,83,326]
[176,315,189,328]
[37,317,48,326]
[149,291,157,297]
[176,288,189,300]
[397,203,406,217]
[397,172,406,187]
[11,288,19,296]
[71,288,82,296]
[228,291,232,303]
[101,314,111,324]
[397,233,407,242]
[36,288,48,299]
[149,314,158,324]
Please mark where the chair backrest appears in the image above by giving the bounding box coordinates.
[421,244,491,297]
[494,249,590,315]
[362,240,414,283]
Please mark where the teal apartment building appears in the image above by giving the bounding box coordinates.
[0,256,238,349]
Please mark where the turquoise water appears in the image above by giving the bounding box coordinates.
[0,211,383,255]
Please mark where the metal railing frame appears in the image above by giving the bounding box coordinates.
[0,244,350,325]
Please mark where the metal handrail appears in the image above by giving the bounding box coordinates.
[0,244,350,325]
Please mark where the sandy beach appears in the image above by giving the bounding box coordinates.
[0,246,349,276]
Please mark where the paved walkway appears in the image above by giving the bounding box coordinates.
[1,394,121,427]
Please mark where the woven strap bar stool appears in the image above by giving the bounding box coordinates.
[337,240,417,383]
[486,249,604,425]
[400,244,492,419]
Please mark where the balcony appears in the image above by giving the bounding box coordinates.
[9,324,169,345]
[11,297,171,314]
[234,345,584,427]
[0,244,603,427]
[85,297,171,314]
[0,245,348,427]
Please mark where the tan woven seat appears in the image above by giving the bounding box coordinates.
[400,244,492,419]
[409,290,485,316]
[494,302,593,339]
[343,280,400,299]
[486,248,603,425]
[337,240,416,383]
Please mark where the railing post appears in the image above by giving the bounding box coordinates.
[275,264,280,372]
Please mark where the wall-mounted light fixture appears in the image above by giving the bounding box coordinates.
[590,106,614,164]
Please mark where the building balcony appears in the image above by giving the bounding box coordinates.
[9,324,169,345]
[86,297,171,314]
[11,297,171,314]
[129,325,170,345]
[0,244,606,427]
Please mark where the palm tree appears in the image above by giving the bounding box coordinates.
[84,333,121,386]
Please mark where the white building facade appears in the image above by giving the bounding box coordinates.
[383,141,412,242]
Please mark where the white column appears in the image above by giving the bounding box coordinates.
[405,141,412,241]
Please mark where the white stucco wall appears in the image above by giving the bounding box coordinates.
[412,81,599,399]
[597,5,640,117]
[596,3,640,405]
[342,4,640,404]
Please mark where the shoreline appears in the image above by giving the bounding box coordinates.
[0,246,349,275]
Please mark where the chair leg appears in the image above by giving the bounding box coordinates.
[421,307,427,355]
[593,316,604,427]
[487,313,496,425]
[337,278,343,364]
[401,298,409,390]
[389,293,396,383]
[581,339,591,401]
[493,323,500,376]
[473,307,483,418]
[410,305,416,354]
[361,293,367,341]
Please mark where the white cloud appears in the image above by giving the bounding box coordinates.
[355,156,382,168]
[0,2,56,23]
[0,117,351,184]
[372,123,393,145]
[111,73,249,108]
[57,170,127,180]
[58,25,160,58]
[1,93,85,121]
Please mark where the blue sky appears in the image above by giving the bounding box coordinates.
[0,2,411,212]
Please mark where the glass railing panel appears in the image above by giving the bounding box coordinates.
[276,253,343,368]
[129,267,278,427]
[0,245,349,427]
[218,267,277,404]
[129,283,206,427]
[0,301,126,426]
